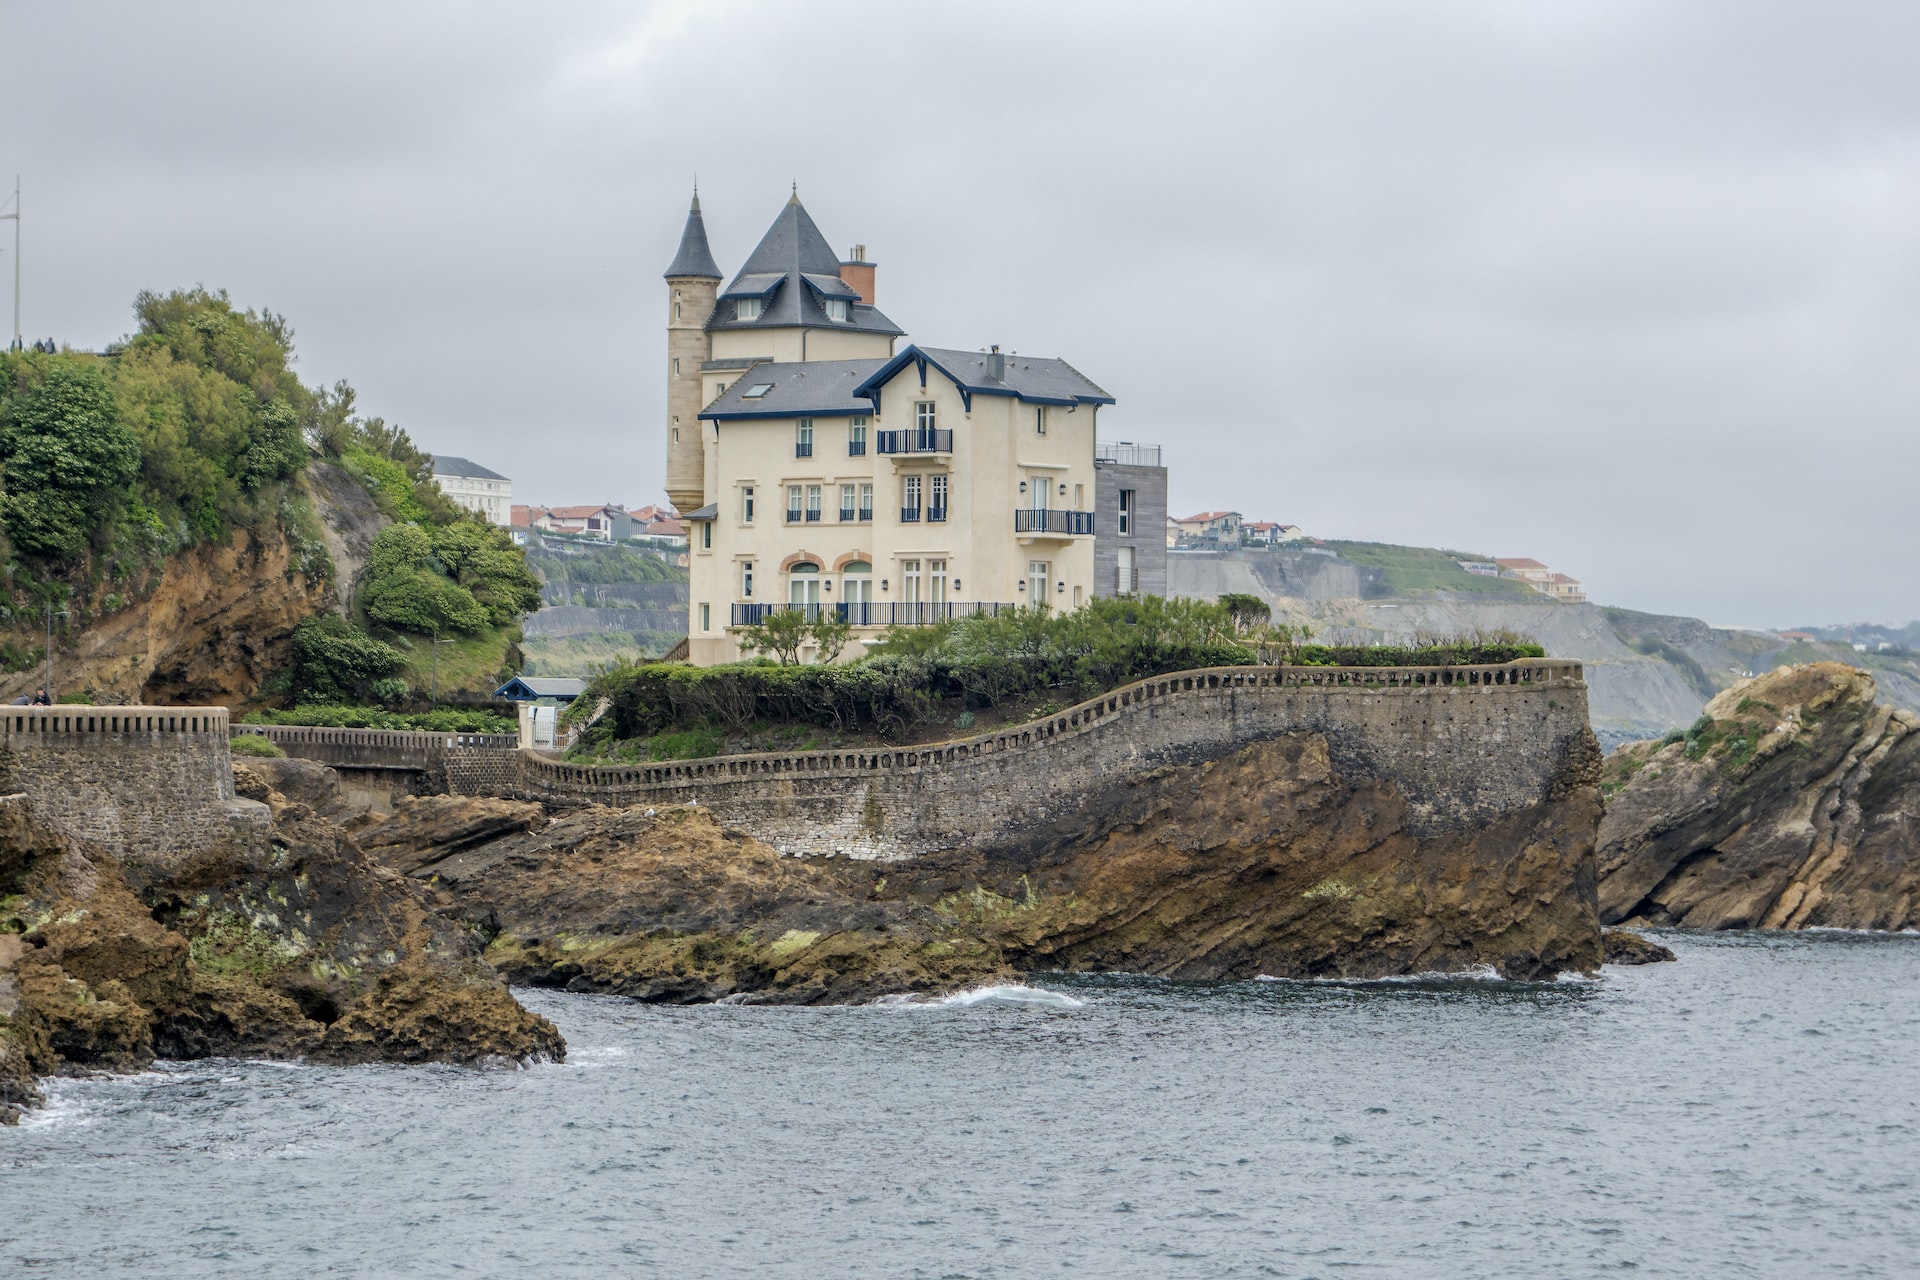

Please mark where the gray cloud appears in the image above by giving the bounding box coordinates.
[3,0,1914,626]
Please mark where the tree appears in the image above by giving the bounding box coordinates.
[291,615,407,703]
[810,610,853,663]
[737,609,810,664]
[361,523,490,635]
[0,362,141,560]
[1218,593,1272,636]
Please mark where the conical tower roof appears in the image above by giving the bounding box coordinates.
[662,190,722,279]
[731,190,845,281]
[707,190,903,337]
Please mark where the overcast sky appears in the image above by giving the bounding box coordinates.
[4,1,1915,627]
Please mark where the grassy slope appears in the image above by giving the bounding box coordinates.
[1321,541,1538,597]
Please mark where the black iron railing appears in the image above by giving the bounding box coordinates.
[928,506,947,523]
[795,442,813,458]
[876,428,952,454]
[732,602,1019,627]
[900,507,921,523]
[1014,508,1095,535]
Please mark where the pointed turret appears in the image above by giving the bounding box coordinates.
[663,190,722,280]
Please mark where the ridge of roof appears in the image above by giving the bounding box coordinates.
[853,344,1115,408]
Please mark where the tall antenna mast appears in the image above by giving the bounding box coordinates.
[0,177,17,350]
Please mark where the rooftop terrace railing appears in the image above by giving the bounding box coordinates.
[1095,441,1163,467]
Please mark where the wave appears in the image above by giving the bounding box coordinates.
[877,983,1088,1009]
[1254,965,1597,986]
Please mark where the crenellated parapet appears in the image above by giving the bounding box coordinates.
[0,706,268,858]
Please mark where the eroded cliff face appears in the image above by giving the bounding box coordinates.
[362,730,1605,1005]
[0,758,563,1123]
[0,463,386,707]
[1597,663,1920,931]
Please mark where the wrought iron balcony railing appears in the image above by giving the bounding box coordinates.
[1014,508,1095,536]
[876,428,952,455]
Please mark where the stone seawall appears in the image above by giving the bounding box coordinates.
[230,725,520,814]
[447,660,1593,860]
[0,706,267,857]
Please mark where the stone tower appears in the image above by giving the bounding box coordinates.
[663,189,721,515]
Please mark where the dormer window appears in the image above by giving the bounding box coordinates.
[823,298,849,323]
[735,297,762,322]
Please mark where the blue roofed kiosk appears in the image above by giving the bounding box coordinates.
[494,676,586,749]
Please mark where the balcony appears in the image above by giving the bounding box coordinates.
[876,428,952,455]
[795,442,813,458]
[805,509,821,522]
[733,602,1020,628]
[848,440,866,456]
[1094,441,1163,467]
[839,507,856,522]
[928,506,947,523]
[858,506,873,522]
[900,506,921,523]
[785,509,802,523]
[1014,508,1095,536]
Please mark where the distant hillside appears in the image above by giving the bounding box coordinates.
[519,534,689,675]
[1169,545,1920,750]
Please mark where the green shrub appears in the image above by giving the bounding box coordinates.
[241,704,514,733]
[230,733,287,758]
[291,615,407,703]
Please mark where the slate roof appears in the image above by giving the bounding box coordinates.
[699,358,891,420]
[431,454,509,482]
[708,195,903,337]
[663,192,722,279]
[495,676,587,701]
[852,345,1115,409]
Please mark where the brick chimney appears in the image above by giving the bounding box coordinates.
[839,244,875,306]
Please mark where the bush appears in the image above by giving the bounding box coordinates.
[230,733,287,758]
[241,704,515,733]
[291,615,407,703]
[360,524,491,635]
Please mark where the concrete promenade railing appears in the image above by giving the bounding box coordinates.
[230,723,518,773]
[459,659,1592,856]
[503,659,1585,796]
[4,705,230,740]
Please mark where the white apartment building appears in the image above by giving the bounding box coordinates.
[664,190,1113,665]
[430,455,512,526]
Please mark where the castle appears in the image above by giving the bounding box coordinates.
[663,188,1164,665]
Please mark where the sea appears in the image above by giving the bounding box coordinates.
[4,929,1917,1279]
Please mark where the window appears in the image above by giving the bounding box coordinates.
[1029,474,1047,510]
[700,521,711,550]
[735,297,762,322]
[675,302,682,320]
[1073,483,1084,510]
[1118,489,1134,536]
[699,603,711,631]
[840,484,857,521]
[671,427,679,444]
[796,420,813,458]
[902,474,922,522]
[916,401,936,432]
[806,484,822,522]
[859,483,873,521]
[1028,561,1050,609]
[841,561,873,620]
[902,560,922,604]
[849,418,867,456]
[1036,406,1046,435]
[789,562,822,610]
[741,562,754,598]
[673,357,681,376]
[1117,545,1136,595]
[928,559,948,606]
[929,474,949,521]
[742,382,773,399]
[742,486,755,524]
[824,297,848,322]
[787,485,803,522]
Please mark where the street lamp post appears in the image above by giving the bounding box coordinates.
[43,600,67,703]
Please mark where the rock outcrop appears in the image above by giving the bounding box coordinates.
[0,758,563,1124]
[366,729,1606,1004]
[1597,663,1920,931]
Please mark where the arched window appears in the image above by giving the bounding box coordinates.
[789,561,822,613]
[840,561,873,624]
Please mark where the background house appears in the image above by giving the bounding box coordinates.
[430,455,512,526]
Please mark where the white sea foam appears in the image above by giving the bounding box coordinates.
[1256,965,1510,985]
[931,984,1088,1009]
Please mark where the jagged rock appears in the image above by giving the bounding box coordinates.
[355,795,548,876]
[1601,929,1676,965]
[369,731,1604,1003]
[0,768,564,1122]
[1598,663,1920,930]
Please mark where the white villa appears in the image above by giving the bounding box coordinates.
[431,455,512,526]
[665,190,1117,665]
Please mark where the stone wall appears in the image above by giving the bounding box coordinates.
[448,660,1593,860]
[232,725,520,814]
[0,707,267,857]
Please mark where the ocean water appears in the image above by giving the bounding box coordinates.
[4,931,1917,1279]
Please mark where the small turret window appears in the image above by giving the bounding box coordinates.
[735,297,762,322]
[824,298,848,322]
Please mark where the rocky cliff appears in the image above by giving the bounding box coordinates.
[0,758,563,1123]
[360,726,1605,1004]
[0,463,387,707]
[1597,663,1920,931]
